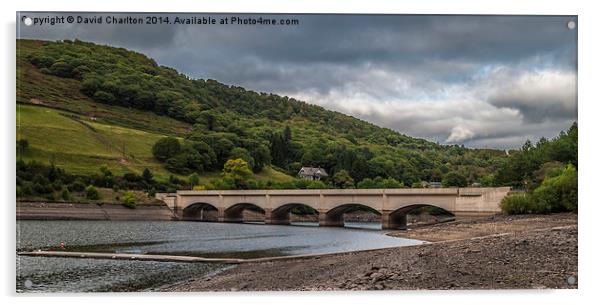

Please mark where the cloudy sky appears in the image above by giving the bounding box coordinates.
[18,13,577,149]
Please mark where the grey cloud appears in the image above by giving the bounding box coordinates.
[16,12,577,148]
[486,70,577,123]
[19,12,178,49]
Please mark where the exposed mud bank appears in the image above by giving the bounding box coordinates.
[165,213,577,291]
[17,201,176,220]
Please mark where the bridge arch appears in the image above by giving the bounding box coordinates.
[223,202,266,223]
[320,203,382,227]
[267,203,319,225]
[384,203,455,229]
[182,202,219,221]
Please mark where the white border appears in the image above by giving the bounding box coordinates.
[2,1,599,304]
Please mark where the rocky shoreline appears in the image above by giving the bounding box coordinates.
[164,213,577,291]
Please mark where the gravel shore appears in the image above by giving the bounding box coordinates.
[164,213,577,291]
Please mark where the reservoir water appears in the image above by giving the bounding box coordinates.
[16,220,424,292]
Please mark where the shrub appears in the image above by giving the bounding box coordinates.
[531,164,577,212]
[357,178,375,189]
[85,185,100,200]
[69,178,86,192]
[49,61,73,77]
[33,182,52,194]
[122,192,136,209]
[306,180,327,189]
[21,183,33,196]
[28,53,55,68]
[17,139,29,153]
[500,193,544,214]
[60,187,70,201]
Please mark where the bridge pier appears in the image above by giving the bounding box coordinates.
[264,208,291,225]
[217,208,244,223]
[318,211,345,227]
[382,211,407,230]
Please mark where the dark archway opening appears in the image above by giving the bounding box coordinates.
[224,203,266,223]
[323,203,382,229]
[269,203,319,225]
[182,203,218,221]
[387,204,455,229]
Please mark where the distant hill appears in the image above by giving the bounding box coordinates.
[16,39,506,186]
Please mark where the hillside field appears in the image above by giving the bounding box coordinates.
[16,104,294,183]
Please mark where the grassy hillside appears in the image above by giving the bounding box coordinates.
[17,40,192,137]
[16,104,293,183]
[17,104,169,178]
[16,39,508,188]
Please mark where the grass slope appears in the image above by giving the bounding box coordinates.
[16,40,191,137]
[17,104,293,183]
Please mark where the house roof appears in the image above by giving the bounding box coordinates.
[298,167,329,177]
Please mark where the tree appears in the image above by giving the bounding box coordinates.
[85,185,100,200]
[17,139,29,153]
[122,191,136,208]
[60,187,70,201]
[142,168,154,183]
[165,146,205,175]
[188,173,200,189]
[247,143,271,173]
[442,171,468,187]
[333,170,355,189]
[531,164,577,212]
[222,158,252,188]
[152,137,181,162]
[283,125,292,143]
[70,178,86,192]
[49,61,73,77]
[357,178,375,189]
[229,147,255,171]
[270,126,294,167]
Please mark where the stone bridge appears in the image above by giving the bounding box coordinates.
[159,187,511,229]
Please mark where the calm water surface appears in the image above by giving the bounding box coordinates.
[16,220,424,292]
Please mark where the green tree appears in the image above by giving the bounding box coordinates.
[122,191,136,208]
[17,139,29,153]
[442,171,468,187]
[222,158,252,188]
[307,180,327,189]
[85,185,100,200]
[188,173,200,189]
[142,168,154,183]
[165,146,205,175]
[69,178,86,192]
[357,178,375,189]
[152,137,181,162]
[333,170,355,189]
[248,143,271,173]
[60,187,70,201]
[229,147,255,170]
[49,61,73,77]
[532,164,577,212]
